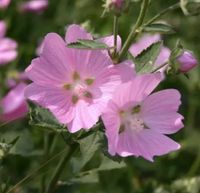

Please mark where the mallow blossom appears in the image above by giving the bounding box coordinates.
[0,0,10,9]
[19,0,48,13]
[0,83,28,122]
[129,34,171,72]
[0,20,18,66]
[177,50,198,73]
[102,73,184,161]
[25,24,122,133]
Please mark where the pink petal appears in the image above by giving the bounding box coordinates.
[117,129,180,161]
[112,73,162,109]
[0,0,10,9]
[102,101,121,155]
[0,50,17,65]
[25,33,73,86]
[0,83,28,122]
[114,60,136,82]
[25,83,75,124]
[19,0,48,13]
[97,35,122,55]
[141,89,184,134]
[67,100,101,133]
[129,34,161,57]
[65,24,93,44]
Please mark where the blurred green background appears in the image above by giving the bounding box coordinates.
[1,0,200,193]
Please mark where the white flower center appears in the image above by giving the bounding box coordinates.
[120,105,144,133]
[63,72,94,104]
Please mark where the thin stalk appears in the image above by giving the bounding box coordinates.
[151,62,168,73]
[144,2,180,26]
[7,149,66,193]
[188,150,200,176]
[118,0,150,61]
[113,16,119,59]
[45,144,78,193]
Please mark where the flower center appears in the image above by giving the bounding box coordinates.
[119,105,144,133]
[63,72,94,104]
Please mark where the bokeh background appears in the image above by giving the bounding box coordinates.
[0,0,200,193]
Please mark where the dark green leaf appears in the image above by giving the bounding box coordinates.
[134,41,162,73]
[28,102,64,131]
[143,23,175,34]
[67,39,110,50]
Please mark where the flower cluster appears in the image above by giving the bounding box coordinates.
[25,25,186,161]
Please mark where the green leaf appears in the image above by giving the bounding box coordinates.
[134,41,162,73]
[28,102,64,131]
[71,131,101,173]
[96,155,126,171]
[143,23,175,34]
[67,39,110,50]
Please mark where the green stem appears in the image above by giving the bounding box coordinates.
[118,0,150,61]
[151,61,168,73]
[188,150,200,176]
[7,149,66,193]
[45,144,78,193]
[144,2,180,26]
[113,16,119,59]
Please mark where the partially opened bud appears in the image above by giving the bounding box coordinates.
[177,50,198,73]
[105,0,125,15]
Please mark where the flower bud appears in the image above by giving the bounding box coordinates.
[105,0,125,15]
[177,50,198,73]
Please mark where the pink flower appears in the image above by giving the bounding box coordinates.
[19,0,48,13]
[102,73,184,161]
[25,24,121,133]
[177,50,198,73]
[0,20,18,66]
[129,34,171,72]
[0,0,10,9]
[0,83,28,122]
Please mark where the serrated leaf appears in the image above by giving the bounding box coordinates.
[68,171,99,184]
[71,131,101,173]
[96,155,126,171]
[143,23,175,34]
[67,39,110,50]
[28,102,64,131]
[134,41,162,73]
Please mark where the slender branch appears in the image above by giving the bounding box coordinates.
[118,0,150,61]
[151,61,168,73]
[7,149,67,193]
[113,16,119,59]
[45,144,78,193]
[144,2,180,26]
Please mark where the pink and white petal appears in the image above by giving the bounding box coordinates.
[0,38,17,51]
[26,33,73,85]
[97,35,121,51]
[141,89,184,134]
[74,49,113,78]
[129,34,161,57]
[1,83,27,114]
[67,100,100,133]
[65,24,93,44]
[25,83,75,124]
[112,73,162,109]
[102,101,121,155]
[0,50,17,65]
[154,47,171,72]
[117,129,180,161]
[90,66,121,103]
[115,60,136,82]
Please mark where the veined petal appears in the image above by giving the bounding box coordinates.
[141,89,184,134]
